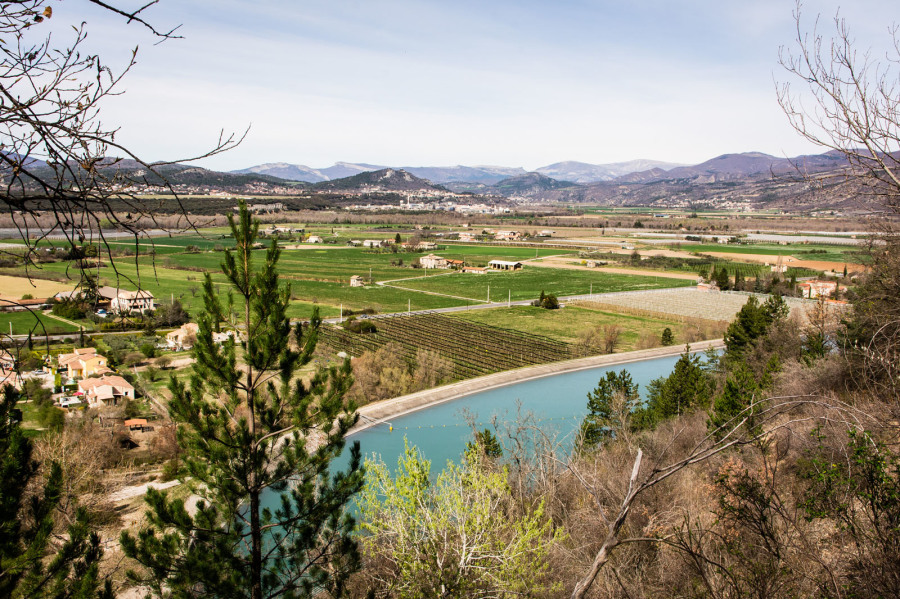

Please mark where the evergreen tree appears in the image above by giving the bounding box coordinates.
[715,266,730,290]
[580,370,639,448]
[636,349,711,426]
[723,295,788,361]
[121,202,363,598]
[660,327,675,346]
[0,386,112,599]
[394,233,401,244]
[734,269,745,291]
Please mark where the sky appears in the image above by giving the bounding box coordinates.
[39,0,900,171]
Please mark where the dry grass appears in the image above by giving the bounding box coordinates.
[0,274,74,299]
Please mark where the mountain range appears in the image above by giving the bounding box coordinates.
[233,159,683,185]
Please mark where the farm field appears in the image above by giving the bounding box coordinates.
[574,287,818,323]
[0,311,82,335]
[677,243,869,264]
[4,244,584,317]
[386,268,693,303]
[451,305,690,349]
[318,312,578,380]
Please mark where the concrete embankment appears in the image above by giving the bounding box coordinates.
[352,339,725,434]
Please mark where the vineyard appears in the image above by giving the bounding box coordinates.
[318,312,580,380]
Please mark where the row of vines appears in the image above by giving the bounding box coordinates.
[318,312,580,381]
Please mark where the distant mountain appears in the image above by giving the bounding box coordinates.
[234,162,329,183]
[535,159,682,183]
[403,165,526,184]
[621,151,849,184]
[490,172,576,196]
[312,168,444,193]
[233,160,682,185]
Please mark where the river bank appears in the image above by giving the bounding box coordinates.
[352,338,725,434]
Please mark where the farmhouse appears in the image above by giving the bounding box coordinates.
[457,232,476,242]
[488,260,523,271]
[0,297,51,312]
[494,230,521,241]
[98,286,155,313]
[350,275,365,287]
[463,266,487,274]
[78,375,135,407]
[57,348,110,379]
[362,240,383,248]
[166,322,200,350]
[306,235,323,244]
[420,254,449,269]
[446,259,464,269]
[798,280,839,299]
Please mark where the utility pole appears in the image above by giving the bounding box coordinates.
[487,285,490,303]
[340,304,343,323]
[408,299,410,314]
[508,290,511,307]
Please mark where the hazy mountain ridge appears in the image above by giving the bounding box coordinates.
[234,159,679,184]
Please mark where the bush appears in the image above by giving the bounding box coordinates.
[140,342,157,359]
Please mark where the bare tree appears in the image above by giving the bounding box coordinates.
[0,0,242,290]
[567,394,871,599]
[777,2,900,211]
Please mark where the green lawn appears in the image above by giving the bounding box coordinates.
[0,311,82,336]
[387,268,692,303]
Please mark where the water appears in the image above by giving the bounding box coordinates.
[340,352,686,471]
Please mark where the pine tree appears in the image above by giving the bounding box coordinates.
[660,327,675,346]
[0,386,112,599]
[580,370,639,448]
[121,202,364,598]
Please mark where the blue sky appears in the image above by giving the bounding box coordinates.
[47,0,899,170]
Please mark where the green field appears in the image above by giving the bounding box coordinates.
[680,243,870,264]
[386,268,692,303]
[451,305,687,349]
[0,311,82,336]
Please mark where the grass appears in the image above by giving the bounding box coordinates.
[451,305,691,350]
[680,243,870,264]
[0,311,82,335]
[387,269,692,303]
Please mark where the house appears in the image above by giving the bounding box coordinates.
[537,230,555,237]
[350,275,365,287]
[458,232,476,242]
[488,260,523,271]
[463,266,487,274]
[362,240,383,248]
[494,230,521,241]
[98,286,155,313]
[446,259,464,269]
[212,330,239,344]
[78,375,135,407]
[57,348,110,379]
[166,322,200,350]
[798,280,839,299]
[0,297,51,312]
[306,235,323,244]
[402,241,437,251]
[696,282,720,292]
[420,254,449,269]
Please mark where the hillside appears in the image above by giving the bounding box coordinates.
[312,168,446,192]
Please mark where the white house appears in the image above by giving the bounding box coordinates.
[420,254,449,269]
[306,235,324,244]
[350,275,365,287]
[98,286,155,314]
[362,240,383,248]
